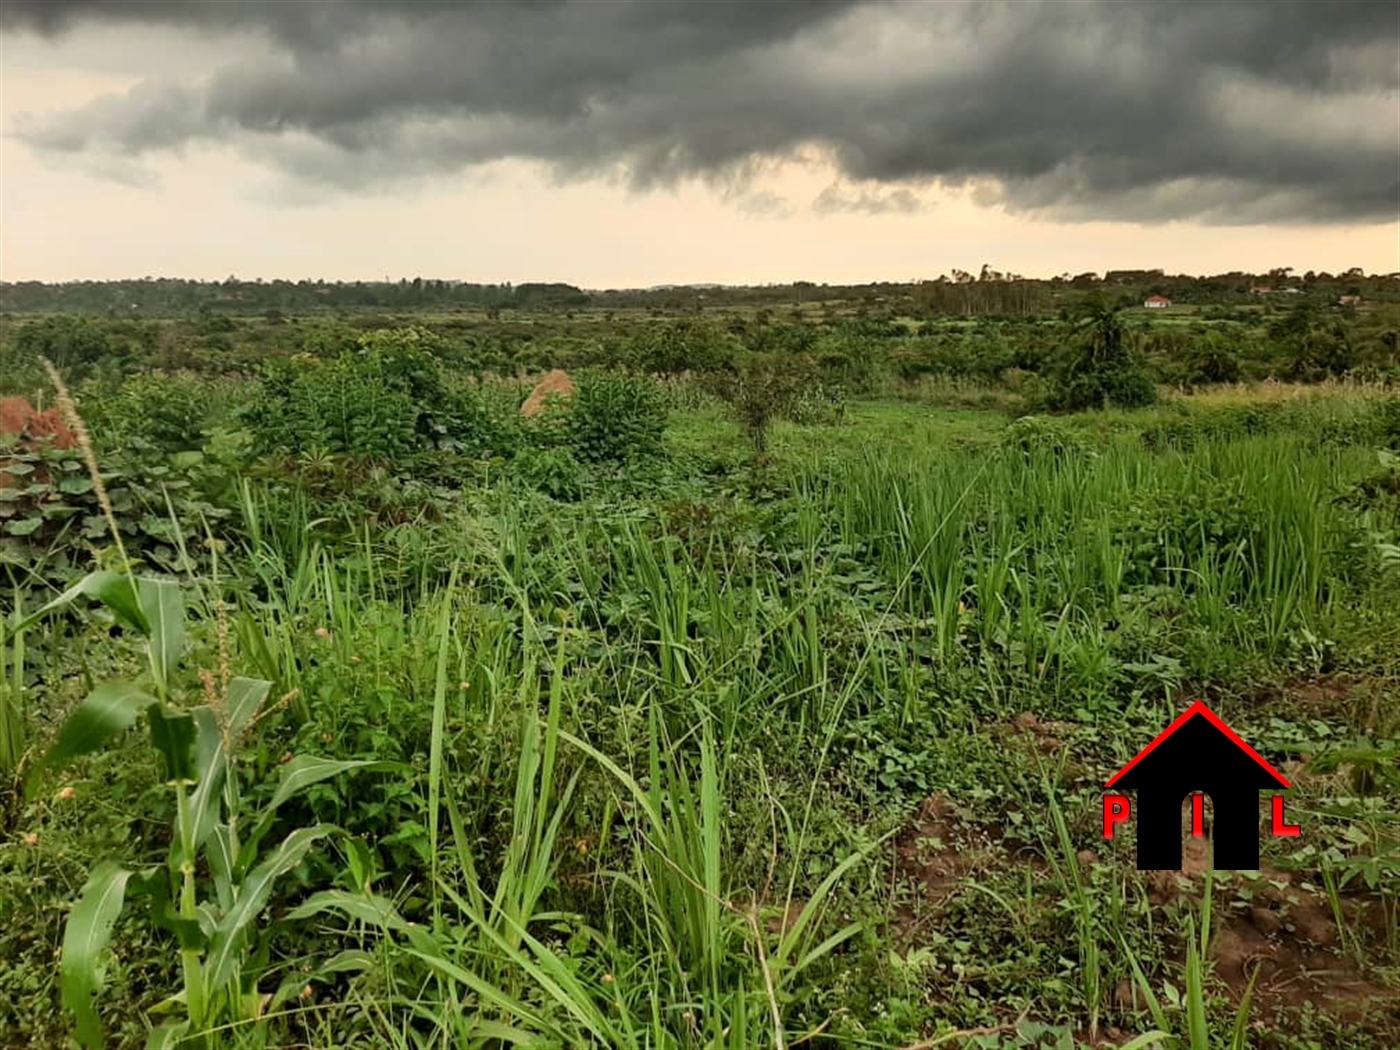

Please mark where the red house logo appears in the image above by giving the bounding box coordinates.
[1103,702,1300,870]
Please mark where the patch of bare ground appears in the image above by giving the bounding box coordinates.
[890,792,1007,942]
[1285,674,1355,709]
[889,708,1400,1042]
[520,369,574,417]
[1239,672,1397,733]
[1138,779,1398,1033]
[1141,836,1398,1030]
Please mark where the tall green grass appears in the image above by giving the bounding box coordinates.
[9,391,1398,1047]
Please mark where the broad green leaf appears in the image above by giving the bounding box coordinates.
[267,756,378,812]
[316,948,378,976]
[204,822,238,911]
[138,579,185,689]
[57,476,94,495]
[285,889,409,932]
[11,571,147,634]
[204,825,334,992]
[5,517,42,537]
[186,708,229,863]
[146,706,197,784]
[40,680,160,774]
[268,949,377,1012]
[1116,1036,1172,1050]
[145,1019,192,1050]
[242,756,397,871]
[224,676,271,742]
[61,862,137,1050]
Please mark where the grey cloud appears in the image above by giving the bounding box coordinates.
[813,185,928,216]
[3,0,1397,223]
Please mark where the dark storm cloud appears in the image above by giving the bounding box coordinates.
[3,0,1397,223]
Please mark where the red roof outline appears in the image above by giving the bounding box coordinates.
[1105,700,1291,789]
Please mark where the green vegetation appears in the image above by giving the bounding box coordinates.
[2,291,1399,1048]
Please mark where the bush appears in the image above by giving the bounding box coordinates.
[12,316,138,383]
[701,352,815,455]
[243,354,420,459]
[511,446,586,500]
[1373,396,1400,449]
[1000,415,1090,458]
[442,380,522,458]
[85,373,229,454]
[1052,364,1157,411]
[564,372,668,464]
[1044,299,1158,412]
[241,329,456,461]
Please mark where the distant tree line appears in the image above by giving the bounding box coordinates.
[2,268,1396,316]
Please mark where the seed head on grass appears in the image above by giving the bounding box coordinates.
[42,359,130,570]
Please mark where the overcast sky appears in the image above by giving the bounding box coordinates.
[2,0,1397,287]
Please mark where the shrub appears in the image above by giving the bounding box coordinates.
[85,373,228,454]
[12,316,137,383]
[564,371,668,464]
[786,382,846,425]
[701,352,814,455]
[1373,396,1400,449]
[1052,361,1157,412]
[1001,415,1089,458]
[1045,299,1157,412]
[442,380,522,458]
[243,354,420,459]
[1182,330,1242,384]
[241,329,455,461]
[512,446,586,500]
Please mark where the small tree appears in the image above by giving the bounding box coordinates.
[702,350,812,456]
[1268,302,1355,379]
[1184,330,1242,385]
[1047,296,1156,411]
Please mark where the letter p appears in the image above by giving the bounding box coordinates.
[1103,794,1131,839]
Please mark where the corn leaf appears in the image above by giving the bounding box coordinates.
[204,825,334,991]
[61,862,136,1050]
[12,571,147,634]
[138,578,185,689]
[39,680,159,776]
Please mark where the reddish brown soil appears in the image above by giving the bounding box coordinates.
[1,396,78,489]
[0,397,76,449]
[520,369,575,418]
[889,700,1400,1042]
[891,792,1007,942]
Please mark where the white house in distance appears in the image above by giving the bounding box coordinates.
[1143,295,1172,309]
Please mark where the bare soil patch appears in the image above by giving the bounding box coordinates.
[890,770,1399,1039]
[891,792,1007,942]
[1145,832,1399,1029]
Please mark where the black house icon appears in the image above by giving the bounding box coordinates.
[1107,701,1290,870]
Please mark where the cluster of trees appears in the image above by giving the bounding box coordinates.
[4,269,1396,318]
[0,279,591,315]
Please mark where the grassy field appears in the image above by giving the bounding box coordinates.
[2,355,1399,1048]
